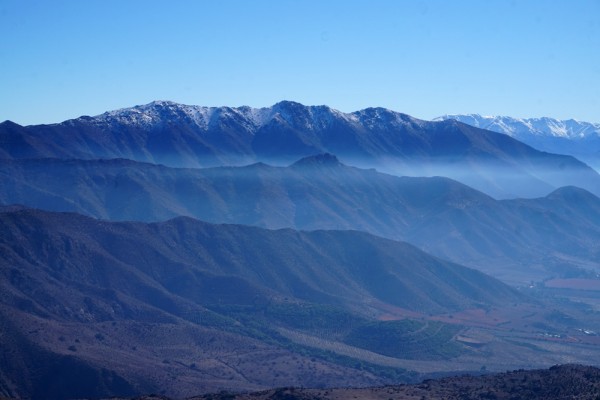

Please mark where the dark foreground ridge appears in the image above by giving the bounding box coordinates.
[110,365,600,400]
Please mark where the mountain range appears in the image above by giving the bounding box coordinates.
[3,100,600,398]
[2,154,600,283]
[3,208,600,399]
[436,114,600,171]
[2,100,599,199]
[0,207,525,398]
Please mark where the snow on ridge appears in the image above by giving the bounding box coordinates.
[437,114,600,139]
[92,101,268,130]
[61,100,599,139]
[86,100,431,132]
[91,101,226,130]
[265,101,354,131]
[239,106,272,127]
[351,107,424,130]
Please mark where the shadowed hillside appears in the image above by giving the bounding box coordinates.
[188,364,600,400]
[3,156,600,283]
[0,208,524,398]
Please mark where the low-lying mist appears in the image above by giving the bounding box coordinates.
[2,156,600,285]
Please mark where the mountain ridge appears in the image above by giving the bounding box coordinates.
[2,100,599,199]
[436,114,600,170]
[436,114,600,139]
[0,207,528,398]
[2,156,600,283]
[1,202,600,398]
[3,102,600,398]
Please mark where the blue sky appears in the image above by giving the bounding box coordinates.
[1,0,599,125]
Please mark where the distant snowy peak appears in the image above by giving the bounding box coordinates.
[436,114,600,139]
[351,107,426,131]
[89,100,335,131]
[92,101,237,131]
[268,101,344,130]
[83,100,425,133]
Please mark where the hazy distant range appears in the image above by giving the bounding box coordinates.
[436,114,600,171]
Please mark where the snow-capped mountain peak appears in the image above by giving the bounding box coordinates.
[435,114,600,171]
[91,100,216,130]
[86,100,437,133]
[87,100,378,133]
[435,114,600,139]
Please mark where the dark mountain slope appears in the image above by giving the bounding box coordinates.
[2,100,599,198]
[0,208,525,398]
[2,156,600,282]
[0,208,519,315]
[0,310,135,400]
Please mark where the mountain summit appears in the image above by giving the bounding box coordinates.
[291,153,342,168]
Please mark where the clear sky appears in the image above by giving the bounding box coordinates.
[1,0,599,125]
